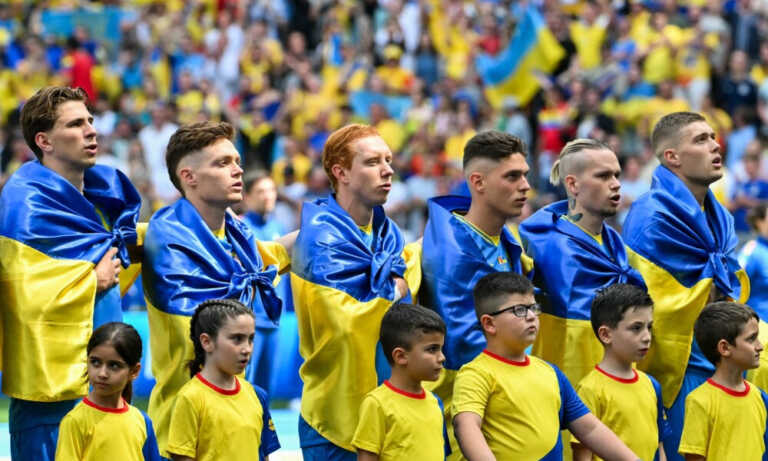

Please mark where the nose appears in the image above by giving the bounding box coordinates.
[757,340,763,353]
[519,175,531,192]
[438,350,445,364]
[382,161,394,177]
[84,120,97,138]
[233,162,244,176]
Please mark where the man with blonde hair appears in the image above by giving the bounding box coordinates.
[623,111,751,461]
[520,138,644,387]
[291,124,420,460]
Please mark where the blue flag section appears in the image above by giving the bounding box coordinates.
[0,161,140,401]
[520,200,645,385]
[623,164,751,407]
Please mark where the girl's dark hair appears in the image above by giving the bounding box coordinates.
[87,322,142,403]
[188,299,254,377]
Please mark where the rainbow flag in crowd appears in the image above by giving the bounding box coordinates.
[476,6,564,108]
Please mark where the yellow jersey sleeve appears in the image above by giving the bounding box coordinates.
[351,394,386,454]
[55,412,86,460]
[678,393,710,457]
[452,365,492,419]
[166,392,201,458]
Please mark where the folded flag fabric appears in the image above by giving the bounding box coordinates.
[292,194,421,451]
[623,165,750,406]
[520,199,645,385]
[0,161,140,401]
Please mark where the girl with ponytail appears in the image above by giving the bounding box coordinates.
[56,322,161,460]
[167,299,280,461]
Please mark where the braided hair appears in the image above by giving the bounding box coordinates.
[188,299,254,377]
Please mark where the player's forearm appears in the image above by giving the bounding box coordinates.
[357,449,380,461]
[572,444,594,461]
[454,413,496,461]
[571,414,638,461]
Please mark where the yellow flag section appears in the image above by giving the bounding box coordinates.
[476,6,565,109]
[0,236,96,401]
[628,249,751,406]
[292,241,421,451]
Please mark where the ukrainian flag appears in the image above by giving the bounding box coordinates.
[520,200,646,386]
[623,165,751,407]
[291,195,421,451]
[476,6,565,109]
[0,161,140,401]
[142,198,286,457]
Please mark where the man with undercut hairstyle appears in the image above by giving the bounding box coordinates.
[142,121,296,457]
[419,131,533,458]
[519,138,645,387]
[623,111,751,461]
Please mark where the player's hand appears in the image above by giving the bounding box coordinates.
[95,247,122,293]
[394,276,409,301]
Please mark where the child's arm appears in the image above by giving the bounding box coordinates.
[453,412,496,461]
[569,413,638,461]
[357,449,380,461]
[659,442,667,461]
[170,455,194,461]
[572,443,594,461]
[684,455,705,461]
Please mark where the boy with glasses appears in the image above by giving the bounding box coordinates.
[452,272,638,460]
[571,284,669,461]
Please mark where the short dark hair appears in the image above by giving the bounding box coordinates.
[463,130,526,170]
[21,86,89,160]
[472,272,534,320]
[380,303,446,365]
[651,111,706,160]
[695,301,759,365]
[591,284,653,341]
[165,121,235,195]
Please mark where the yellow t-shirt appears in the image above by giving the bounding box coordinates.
[571,366,664,461]
[679,379,767,460]
[56,398,157,461]
[351,380,446,460]
[167,374,279,461]
[452,351,590,459]
[638,25,685,84]
[569,20,607,70]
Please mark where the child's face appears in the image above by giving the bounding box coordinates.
[87,342,139,402]
[483,292,539,352]
[401,331,445,382]
[203,314,256,377]
[600,306,653,364]
[724,317,763,370]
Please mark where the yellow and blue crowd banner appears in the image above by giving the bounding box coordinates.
[0,161,140,402]
[623,165,751,407]
[291,195,420,452]
[520,200,646,386]
[142,197,283,456]
[476,6,565,109]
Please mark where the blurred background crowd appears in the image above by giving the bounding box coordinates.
[2,0,768,243]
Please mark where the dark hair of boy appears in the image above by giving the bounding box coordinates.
[694,301,759,365]
[462,131,527,170]
[472,272,535,321]
[590,284,654,341]
[380,303,447,365]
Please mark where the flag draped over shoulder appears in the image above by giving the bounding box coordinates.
[291,195,421,451]
[476,6,565,109]
[422,196,527,372]
[520,200,645,385]
[0,161,140,401]
[623,165,750,406]
[143,198,284,456]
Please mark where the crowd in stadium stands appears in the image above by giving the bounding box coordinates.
[1,0,768,241]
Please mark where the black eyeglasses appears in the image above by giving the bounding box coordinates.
[489,303,542,318]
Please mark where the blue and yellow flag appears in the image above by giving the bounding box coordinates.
[143,198,285,456]
[0,161,140,401]
[420,195,532,419]
[623,165,750,406]
[520,200,646,386]
[291,195,421,451]
[476,6,565,109]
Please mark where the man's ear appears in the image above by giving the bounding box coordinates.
[178,166,196,189]
[331,164,348,187]
[200,332,215,353]
[597,325,612,345]
[563,174,578,197]
[467,171,485,193]
[480,314,496,336]
[716,338,731,358]
[34,132,52,156]
[129,363,141,381]
[662,148,680,168]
